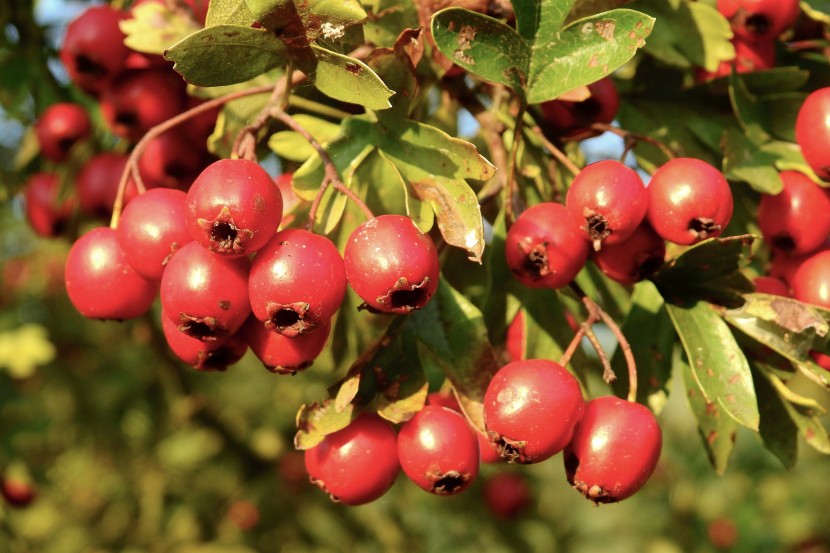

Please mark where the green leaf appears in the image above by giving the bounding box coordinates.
[431,7,530,93]
[629,0,732,72]
[165,25,288,86]
[294,399,356,450]
[752,363,798,469]
[310,44,394,110]
[679,349,739,475]
[409,279,501,432]
[0,324,56,379]
[515,0,576,44]
[206,0,256,26]
[721,127,784,194]
[610,282,675,414]
[267,114,341,162]
[729,71,771,143]
[526,9,654,104]
[120,2,201,54]
[802,0,830,23]
[666,300,760,430]
[762,140,823,182]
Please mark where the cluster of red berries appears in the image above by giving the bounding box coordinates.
[505,157,734,289]
[305,360,661,506]
[64,157,441,373]
[699,0,801,79]
[24,2,218,237]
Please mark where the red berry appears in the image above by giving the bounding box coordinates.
[791,250,830,308]
[564,396,662,503]
[566,160,648,250]
[796,88,830,181]
[59,5,130,95]
[425,391,502,464]
[483,472,532,520]
[248,228,346,336]
[186,159,283,257]
[304,413,400,506]
[810,350,830,371]
[717,0,800,42]
[646,158,733,245]
[243,316,332,374]
[0,478,36,508]
[344,214,440,313]
[484,359,584,464]
[100,68,187,141]
[138,127,210,190]
[505,311,526,363]
[398,405,480,495]
[117,188,192,281]
[22,172,74,238]
[758,171,830,255]
[64,227,157,320]
[505,202,590,289]
[35,103,91,162]
[753,275,791,297]
[703,37,776,80]
[538,77,619,140]
[591,222,666,285]
[160,241,251,341]
[161,310,247,371]
[76,152,135,220]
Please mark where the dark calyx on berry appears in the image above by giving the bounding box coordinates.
[430,470,471,495]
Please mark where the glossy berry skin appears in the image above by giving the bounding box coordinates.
[35,103,91,162]
[186,159,283,257]
[161,311,247,371]
[505,202,590,289]
[591,222,666,285]
[717,0,800,42]
[101,68,187,141]
[59,5,130,95]
[76,153,134,219]
[160,241,251,341]
[564,396,662,504]
[706,37,776,79]
[484,359,584,464]
[566,160,648,250]
[304,413,400,506]
[538,77,619,140]
[344,215,440,313]
[796,88,830,181]
[243,316,332,374]
[23,172,74,238]
[792,250,830,308]
[483,472,532,520]
[758,171,830,256]
[398,405,480,495]
[646,158,733,245]
[249,228,346,336]
[64,227,157,320]
[426,391,502,464]
[117,188,192,281]
[505,311,526,363]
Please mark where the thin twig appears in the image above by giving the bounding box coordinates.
[108,84,276,229]
[591,122,677,163]
[528,125,581,177]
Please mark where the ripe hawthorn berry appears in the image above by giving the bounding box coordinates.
[791,250,830,308]
[646,157,733,245]
[538,77,619,140]
[100,68,187,141]
[564,396,662,504]
[35,103,91,163]
[591,222,666,286]
[758,171,830,256]
[76,153,135,219]
[161,310,248,371]
[160,241,251,341]
[398,405,480,495]
[483,472,533,520]
[243,316,332,374]
[186,159,283,257]
[304,412,400,506]
[717,0,800,42]
[249,228,346,336]
[64,227,157,320]
[566,159,648,250]
[796,88,830,181]
[484,359,584,464]
[753,275,791,297]
[426,391,502,464]
[0,478,36,509]
[59,5,131,95]
[138,128,210,191]
[701,37,776,80]
[505,311,526,363]
[117,188,193,282]
[22,172,74,238]
[344,214,439,314]
[505,202,590,290]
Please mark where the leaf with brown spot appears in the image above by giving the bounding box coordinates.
[294,400,356,450]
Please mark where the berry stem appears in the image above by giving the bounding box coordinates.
[527,125,581,177]
[590,122,677,165]
[108,84,276,229]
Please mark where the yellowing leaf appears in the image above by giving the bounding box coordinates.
[0,324,56,379]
